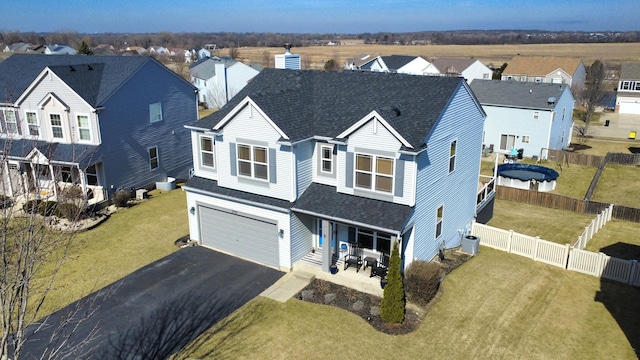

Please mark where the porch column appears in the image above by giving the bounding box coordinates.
[78,166,88,205]
[321,220,331,273]
[49,164,57,199]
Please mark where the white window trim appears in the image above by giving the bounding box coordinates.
[199,135,215,169]
[449,139,457,173]
[25,110,40,137]
[436,205,444,239]
[49,112,65,140]
[149,146,159,171]
[354,153,394,194]
[522,135,530,144]
[320,144,334,174]
[76,113,92,142]
[4,109,18,135]
[237,143,269,181]
[149,102,163,123]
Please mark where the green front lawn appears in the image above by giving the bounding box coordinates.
[177,248,638,359]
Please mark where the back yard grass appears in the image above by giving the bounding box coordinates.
[177,247,639,359]
[591,164,640,208]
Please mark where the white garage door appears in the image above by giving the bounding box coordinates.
[199,205,279,268]
[619,101,640,114]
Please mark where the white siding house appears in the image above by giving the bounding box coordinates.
[189,57,260,109]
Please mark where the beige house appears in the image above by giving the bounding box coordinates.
[501,56,586,91]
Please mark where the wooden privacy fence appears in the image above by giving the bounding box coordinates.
[546,150,640,167]
[471,222,640,287]
[495,186,640,223]
[574,204,614,249]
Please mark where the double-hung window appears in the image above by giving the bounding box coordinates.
[436,205,444,238]
[355,153,394,193]
[149,102,163,123]
[320,145,333,174]
[149,146,159,170]
[26,111,39,136]
[50,114,63,138]
[200,136,215,168]
[4,110,17,134]
[237,144,268,180]
[77,115,91,141]
[449,140,457,173]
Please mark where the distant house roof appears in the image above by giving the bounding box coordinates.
[470,79,570,110]
[345,54,373,68]
[620,63,640,80]
[195,68,468,149]
[503,56,583,76]
[380,55,419,71]
[189,57,233,80]
[432,58,476,75]
[0,53,153,106]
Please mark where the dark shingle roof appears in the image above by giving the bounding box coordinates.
[0,139,101,167]
[184,176,294,210]
[470,79,569,110]
[194,69,465,149]
[380,55,419,71]
[0,53,151,106]
[292,183,413,233]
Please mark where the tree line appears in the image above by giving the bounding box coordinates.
[1,30,639,50]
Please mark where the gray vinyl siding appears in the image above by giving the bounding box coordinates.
[15,69,97,143]
[290,212,313,263]
[412,84,484,261]
[296,141,314,198]
[98,60,197,195]
[215,104,294,201]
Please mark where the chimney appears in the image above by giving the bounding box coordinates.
[284,43,292,54]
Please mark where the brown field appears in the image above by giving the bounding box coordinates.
[228,42,640,70]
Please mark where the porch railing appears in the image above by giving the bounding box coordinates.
[477,176,495,212]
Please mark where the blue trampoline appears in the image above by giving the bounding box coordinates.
[496,163,559,191]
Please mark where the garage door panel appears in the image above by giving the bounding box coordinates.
[199,206,279,268]
[619,102,640,114]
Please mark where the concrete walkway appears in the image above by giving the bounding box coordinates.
[260,270,316,302]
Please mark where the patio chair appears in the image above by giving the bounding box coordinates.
[370,253,389,278]
[343,242,363,272]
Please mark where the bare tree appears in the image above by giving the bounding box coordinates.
[577,60,606,143]
[301,54,312,70]
[0,139,97,359]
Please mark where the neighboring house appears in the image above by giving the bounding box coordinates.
[4,43,34,53]
[92,44,117,56]
[431,58,492,83]
[189,57,261,109]
[184,49,197,63]
[149,46,170,55]
[183,69,492,272]
[615,63,640,114]
[344,54,373,70]
[26,44,77,56]
[501,56,586,90]
[197,48,211,60]
[470,79,575,159]
[359,55,439,75]
[0,54,197,205]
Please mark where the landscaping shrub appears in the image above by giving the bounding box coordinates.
[381,241,405,324]
[23,199,41,214]
[113,190,131,207]
[55,202,83,220]
[404,260,444,307]
[37,201,58,217]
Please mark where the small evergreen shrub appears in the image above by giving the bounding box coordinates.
[113,190,131,208]
[23,200,41,214]
[381,241,405,324]
[404,260,444,307]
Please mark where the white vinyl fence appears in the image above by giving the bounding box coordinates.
[471,221,640,287]
[574,204,614,249]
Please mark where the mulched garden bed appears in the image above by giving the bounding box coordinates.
[296,248,472,335]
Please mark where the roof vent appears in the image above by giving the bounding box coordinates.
[529,89,532,94]
[87,65,93,70]
[547,96,556,104]
[392,106,401,116]
[69,66,75,71]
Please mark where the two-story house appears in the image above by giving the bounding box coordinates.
[183,69,493,272]
[470,79,575,159]
[501,56,586,91]
[189,57,260,109]
[358,55,439,76]
[431,58,493,83]
[0,54,197,205]
[615,63,640,115]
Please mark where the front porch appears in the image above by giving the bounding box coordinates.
[294,251,385,297]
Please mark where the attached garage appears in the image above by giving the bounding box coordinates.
[198,205,280,268]
[618,101,640,115]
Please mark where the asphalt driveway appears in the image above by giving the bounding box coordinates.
[20,246,284,359]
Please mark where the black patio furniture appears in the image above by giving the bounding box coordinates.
[370,253,389,278]
[344,242,363,272]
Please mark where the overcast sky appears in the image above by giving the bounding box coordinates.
[2,0,638,34]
